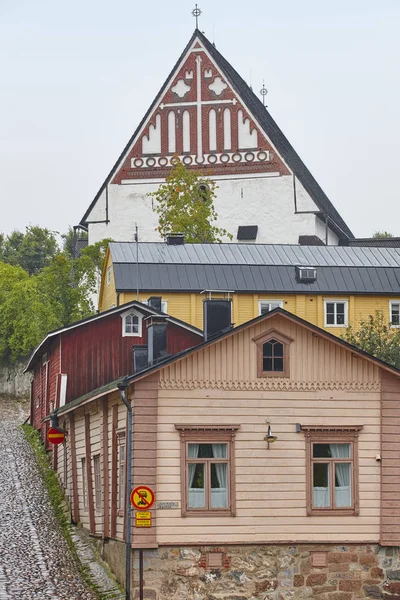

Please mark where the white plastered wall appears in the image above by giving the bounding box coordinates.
[86,174,338,246]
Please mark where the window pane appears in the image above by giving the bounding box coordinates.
[197,444,213,458]
[263,342,273,357]
[211,463,228,508]
[326,303,335,314]
[274,342,284,357]
[335,463,351,507]
[313,443,351,458]
[263,357,273,371]
[313,463,330,507]
[260,304,271,314]
[336,303,345,325]
[273,357,284,371]
[188,463,205,508]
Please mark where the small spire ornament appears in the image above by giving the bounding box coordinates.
[260,81,268,107]
[192,4,202,29]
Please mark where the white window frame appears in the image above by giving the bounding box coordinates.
[258,300,283,316]
[121,309,142,337]
[389,300,400,328]
[107,266,112,286]
[324,300,349,328]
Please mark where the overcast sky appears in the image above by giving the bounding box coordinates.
[1,0,399,239]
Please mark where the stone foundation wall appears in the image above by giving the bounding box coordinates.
[127,544,400,600]
[0,360,31,398]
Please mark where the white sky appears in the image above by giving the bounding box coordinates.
[1,0,399,239]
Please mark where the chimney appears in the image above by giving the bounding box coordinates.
[132,345,148,373]
[146,316,168,365]
[166,233,185,245]
[203,299,232,341]
[147,296,162,312]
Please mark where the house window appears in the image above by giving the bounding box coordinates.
[258,300,283,315]
[81,457,87,510]
[121,311,142,337]
[93,455,102,511]
[390,301,400,327]
[142,299,168,313]
[175,425,240,517]
[324,300,348,327]
[106,266,111,286]
[118,432,126,515]
[253,329,293,378]
[302,426,363,516]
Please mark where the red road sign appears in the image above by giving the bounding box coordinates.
[47,427,65,445]
[130,486,155,510]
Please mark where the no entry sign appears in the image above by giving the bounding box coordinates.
[47,427,65,445]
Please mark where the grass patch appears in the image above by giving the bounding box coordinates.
[21,424,113,599]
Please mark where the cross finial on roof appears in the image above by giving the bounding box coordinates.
[192,4,202,29]
[260,81,268,107]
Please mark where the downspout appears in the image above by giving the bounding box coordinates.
[118,378,132,600]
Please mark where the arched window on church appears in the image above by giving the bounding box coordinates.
[168,111,176,154]
[223,108,231,150]
[183,110,191,153]
[209,109,217,152]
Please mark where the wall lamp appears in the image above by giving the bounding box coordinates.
[264,419,278,449]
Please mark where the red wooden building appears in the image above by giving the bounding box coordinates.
[25,299,202,446]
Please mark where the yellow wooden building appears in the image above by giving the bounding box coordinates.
[99,240,400,335]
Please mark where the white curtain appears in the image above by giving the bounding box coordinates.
[330,444,351,507]
[211,444,228,508]
[188,444,204,508]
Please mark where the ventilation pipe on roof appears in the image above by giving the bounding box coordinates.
[146,316,168,366]
[166,233,185,245]
[203,299,233,341]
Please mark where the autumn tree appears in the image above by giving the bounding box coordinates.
[149,159,232,243]
[341,311,400,369]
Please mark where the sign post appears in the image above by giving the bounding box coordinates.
[130,486,155,600]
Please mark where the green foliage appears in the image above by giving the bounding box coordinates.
[0,227,112,363]
[0,226,58,275]
[149,159,232,243]
[341,311,400,369]
[372,231,394,239]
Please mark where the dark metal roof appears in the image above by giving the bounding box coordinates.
[237,226,258,241]
[113,263,400,295]
[298,235,325,246]
[348,237,400,248]
[110,242,400,268]
[80,30,353,240]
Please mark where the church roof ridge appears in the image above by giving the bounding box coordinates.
[80,29,354,240]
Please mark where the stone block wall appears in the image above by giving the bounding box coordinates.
[128,544,400,600]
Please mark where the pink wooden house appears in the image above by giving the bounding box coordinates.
[50,307,400,599]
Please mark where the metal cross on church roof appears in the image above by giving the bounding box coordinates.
[192,4,202,29]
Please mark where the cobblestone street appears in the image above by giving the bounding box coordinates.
[0,397,99,600]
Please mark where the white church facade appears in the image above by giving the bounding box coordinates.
[80,30,353,246]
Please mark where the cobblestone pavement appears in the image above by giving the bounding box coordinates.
[0,397,99,600]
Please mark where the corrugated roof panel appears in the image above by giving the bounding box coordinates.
[113,263,400,295]
[110,242,400,268]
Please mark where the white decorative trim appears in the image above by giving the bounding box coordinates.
[171,79,191,98]
[120,308,143,337]
[196,54,203,163]
[122,171,280,185]
[159,379,381,392]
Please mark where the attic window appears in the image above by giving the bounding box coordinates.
[296,266,317,283]
[121,310,142,337]
[253,329,293,378]
[237,225,258,241]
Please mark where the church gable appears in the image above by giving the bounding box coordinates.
[111,36,289,184]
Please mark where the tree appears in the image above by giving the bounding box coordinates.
[0,226,58,274]
[149,159,232,243]
[372,231,394,239]
[341,311,400,369]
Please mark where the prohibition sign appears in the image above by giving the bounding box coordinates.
[47,427,65,445]
[130,486,155,510]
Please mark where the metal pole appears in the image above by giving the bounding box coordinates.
[139,550,144,600]
[118,381,132,600]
